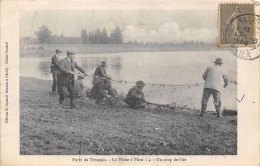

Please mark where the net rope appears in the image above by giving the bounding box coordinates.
[82,74,237,111]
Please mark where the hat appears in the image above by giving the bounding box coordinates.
[56,48,62,53]
[66,50,75,55]
[213,58,223,64]
[136,80,145,87]
[78,74,85,79]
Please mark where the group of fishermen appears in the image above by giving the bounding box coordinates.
[51,48,229,118]
[51,49,146,109]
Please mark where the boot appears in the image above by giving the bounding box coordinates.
[70,99,76,109]
[199,112,205,117]
[215,106,221,118]
[200,107,206,117]
[216,109,221,118]
[59,94,64,104]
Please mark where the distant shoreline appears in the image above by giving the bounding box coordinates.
[20,44,228,57]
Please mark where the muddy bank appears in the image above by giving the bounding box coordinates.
[20,77,237,155]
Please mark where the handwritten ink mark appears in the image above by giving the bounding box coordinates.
[237,94,245,103]
[78,136,82,158]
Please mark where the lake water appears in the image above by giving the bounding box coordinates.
[20,51,237,110]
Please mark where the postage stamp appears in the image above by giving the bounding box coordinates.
[218,3,255,47]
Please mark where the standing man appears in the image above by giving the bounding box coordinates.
[58,50,87,108]
[125,80,147,108]
[50,48,62,94]
[200,58,229,118]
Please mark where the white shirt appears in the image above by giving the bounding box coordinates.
[202,65,228,94]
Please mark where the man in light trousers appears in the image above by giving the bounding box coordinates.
[200,58,229,118]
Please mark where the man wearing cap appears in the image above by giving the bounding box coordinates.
[50,49,62,93]
[125,80,147,108]
[93,61,110,85]
[58,50,87,108]
[200,58,229,118]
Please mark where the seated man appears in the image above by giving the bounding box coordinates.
[89,78,110,104]
[74,74,89,98]
[92,61,110,85]
[125,80,147,108]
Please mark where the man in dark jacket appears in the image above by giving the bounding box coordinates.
[94,61,107,77]
[51,49,62,93]
[58,50,87,108]
[89,76,117,104]
[103,77,117,97]
[89,78,109,104]
[92,61,110,85]
[125,80,147,108]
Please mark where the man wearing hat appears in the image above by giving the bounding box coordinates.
[125,80,147,108]
[58,50,87,108]
[93,61,110,85]
[200,58,229,118]
[50,48,62,93]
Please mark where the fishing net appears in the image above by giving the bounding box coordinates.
[83,75,237,111]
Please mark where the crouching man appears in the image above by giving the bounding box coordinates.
[200,58,229,118]
[89,77,111,104]
[125,80,147,108]
[74,74,90,98]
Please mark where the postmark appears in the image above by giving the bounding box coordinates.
[229,14,260,60]
[218,3,255,47]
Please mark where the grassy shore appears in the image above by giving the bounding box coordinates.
[20,77,237,155]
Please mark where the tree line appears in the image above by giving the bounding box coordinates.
[25,25,123,44]
[21,25,215,46]
[81,27,123,44]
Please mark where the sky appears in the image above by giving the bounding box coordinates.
[20,9,218,43]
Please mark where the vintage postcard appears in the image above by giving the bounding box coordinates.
[0,0,259,166]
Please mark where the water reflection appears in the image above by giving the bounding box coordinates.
[77,56,121,69]
[36,55,122,79]
[20,51,237,110]
[38,60,51,78]
[110,57,122,70]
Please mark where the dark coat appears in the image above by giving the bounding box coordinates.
[94,65,106,77]
[125,86,146,106]
[59,57,85,87]
[51,55,62,74]
[89,80,106,99]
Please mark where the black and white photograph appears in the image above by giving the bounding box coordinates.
[19,9,238,155]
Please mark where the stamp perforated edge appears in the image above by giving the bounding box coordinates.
[217,2,256,47]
